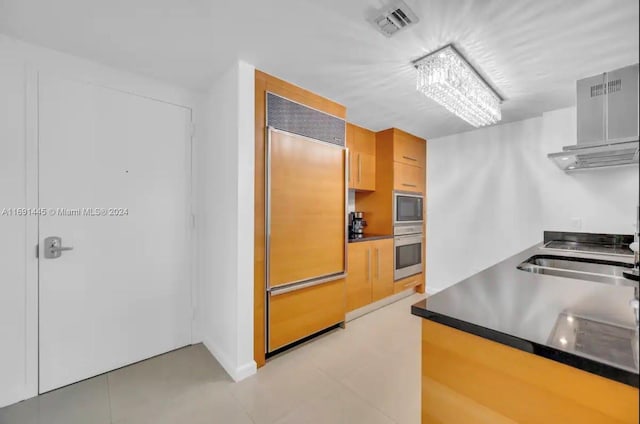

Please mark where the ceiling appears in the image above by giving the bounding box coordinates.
[0,0,638,139]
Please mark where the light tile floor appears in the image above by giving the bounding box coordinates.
[0,293,425,424]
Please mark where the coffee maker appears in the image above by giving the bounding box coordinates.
[349,211,367,238]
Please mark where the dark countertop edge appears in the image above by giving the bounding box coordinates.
[348,234,394,243]
[411,305,640,389]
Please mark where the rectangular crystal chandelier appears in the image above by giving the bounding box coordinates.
[414,44,502,127]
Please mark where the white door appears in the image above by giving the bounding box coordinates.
[38,75,192,392]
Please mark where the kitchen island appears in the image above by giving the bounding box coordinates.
[412,241,639,423]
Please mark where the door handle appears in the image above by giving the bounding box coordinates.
[44,236,74,259]
[358,154,362,183]
[366,248,371,282]
[402,183,417,187]
[402,155,417,162]
[375,247,380,279]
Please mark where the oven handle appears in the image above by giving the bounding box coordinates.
[394,234,424,245]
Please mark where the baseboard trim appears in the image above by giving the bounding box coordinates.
[345,288,417,322]
[202,339,256,382]
[234,360,257,381]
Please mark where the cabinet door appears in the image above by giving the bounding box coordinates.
[348,150,356,189]
[372,238,394,301]
[347,123,376,191]
[357,152,376,191]
[269,279,345,351]
[393,273,423,294]
[269,130,346,288]
[346,242,372,312]
[394,131,426,168]
[394,162,425,193]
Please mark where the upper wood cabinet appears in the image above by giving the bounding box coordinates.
[354,128,427,234]
[347,123,376,191]
[393,130,426,168]
[393,161,425,194]
[346,238,394,311]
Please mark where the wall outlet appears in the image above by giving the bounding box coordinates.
[570,217,583,231]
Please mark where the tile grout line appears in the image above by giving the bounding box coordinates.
[312,347,400,424]
[290,294,422,424]
[225,380,258,424]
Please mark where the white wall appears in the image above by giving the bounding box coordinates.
[196,60,256,381]
[0,34,198,408]
[427,107,639,293]
[538,107,639,234]
[0,56,30,409]
[426,117,545,293]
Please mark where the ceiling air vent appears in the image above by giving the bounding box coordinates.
[370,0,419,38]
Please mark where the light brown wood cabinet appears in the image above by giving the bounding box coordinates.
[393,273,423,294]
[393,161,425,194]
[347,123,376,191]
[346,238,394,311]
[394,130,426,168]
[346,241,371,311]
[354,127,426,294]
[268,129,346,288]
[421,319,639,423]
[254,70,348,366]
[269,279,345,351]
[371,238,394,301]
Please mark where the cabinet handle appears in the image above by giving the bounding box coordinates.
[358,153,361,183]
[375,247,380,279]
[402,155,417,162]
[403,279,417,288]
[402,183,417,187]
[366,248,371,282]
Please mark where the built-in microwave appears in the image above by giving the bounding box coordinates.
[393,191,424,226]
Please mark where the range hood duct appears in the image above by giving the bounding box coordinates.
[548,63,639,171]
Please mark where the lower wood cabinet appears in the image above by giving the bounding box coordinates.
[393,273,423,294]
[421,319,639,423]
[346,238,393,312]
[371,239,394,301]
[268,279,345,351]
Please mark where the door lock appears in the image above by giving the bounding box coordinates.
[44,236,74,259]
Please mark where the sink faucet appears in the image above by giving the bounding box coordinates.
[631,206,640,329]
[633,206,640,270]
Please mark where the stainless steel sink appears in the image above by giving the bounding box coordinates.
[517,254,637,287]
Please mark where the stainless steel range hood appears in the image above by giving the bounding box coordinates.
[548,64,639,171]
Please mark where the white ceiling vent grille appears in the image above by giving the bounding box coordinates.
[370,0,419,37]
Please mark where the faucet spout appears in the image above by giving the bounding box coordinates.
[634,205,640,270]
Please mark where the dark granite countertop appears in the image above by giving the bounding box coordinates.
[412,243,640,388]
[348,234,394,243]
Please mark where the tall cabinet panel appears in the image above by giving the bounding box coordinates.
[268,129,346,288]
[255,72,348,364]
[265,97,348,352]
